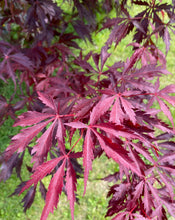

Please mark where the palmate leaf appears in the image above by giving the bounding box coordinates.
[92,129,141,176]
[41,159,66,220]
[106,182,131,217]
[25,0,62,34]
[39,181,47,201]
[149,79,175,129]
[144,177,175,218]
[31,119,57,168]
[102,172,120,183]
[90,95,115,125]
[132,0,172,47]
[71,97,97,119]
[132,1,149,7]
[92,123,142,141]
[6,60,16,87]
[21,186,36,212]
[73,0,97,29]
[132,64,169,79]
[158,151,175,163]
[83,128,94,195]
[130,142,156,164]
[164,26,171,55]
[123,180,145,213]
[128,146,146,175]
[20,155,78,220]
[158,84,175,106]
[65,122,94,194]
[110,96,125,125]
[128,42,167,67]
[15,151,25,181]
[10,52,33,70]
[102,17,131,48]
[5,91,74,164]
[19,158,65,217]
[90,93,137,126]
[66,159,77,220]
[65,121,88,129]
[0,47,33,87]
[20,157,65,194]
[151,205,168,220]
[157,98,174,129]
[0,153,19,181]
[2,1,175,219]
[15,111,55,127]
[5,118,54,159]
[132,214,148,220]
[143,183,154,213]
[37,91,57,112]
[100,46,111,71]
[72,20,92,42]
[9,181,37,212]
[0,95,18,126]
[111,211,129,220]
[120,96,136,125]
[157,169,174,201]
[58,33,80,49]
[66,120,142,189]
[132,180,144,202]
[56,118,66,143]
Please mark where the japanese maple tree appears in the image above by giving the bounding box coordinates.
[1,0,175,219]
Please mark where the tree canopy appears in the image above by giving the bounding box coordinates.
[1,0,175,219]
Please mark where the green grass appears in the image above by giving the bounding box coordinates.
[1,1,175,219]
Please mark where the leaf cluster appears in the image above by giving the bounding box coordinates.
[0,0,175,219]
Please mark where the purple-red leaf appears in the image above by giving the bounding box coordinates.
[6,60,16,87]
[92,123,142,141]
[5,119,54,159]
[2,1,175,219]
[65,121,88,129]
[92,129,141,176]
[120,97,136,125]
[39,181,47,201]
[72,98,96,119]
[38,91,57,112]
[31,119,57,166]
[21,186,36,212]
[83,128,94,195]
[132,180,144,201]
[160,84,175,94]
[14,111,54,127]
[90,95,115,125]
[41,159,66,220]
[143,183,154,213]
[20,156,65,194]
[56,118,66,143]
[147,181,161,205]
[10,52,33,70]
[151,205,166,220]
[66,159,77,220]
[157,169,174,201]
[164,27,171,55]
[101,46,111,70]
[128,147,145,175]
[110,96,125,125]
[157,98,174,129]
[131,142,156,164]
[112,212,128,220]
